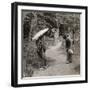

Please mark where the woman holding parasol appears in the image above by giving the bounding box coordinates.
[32,28,49,69]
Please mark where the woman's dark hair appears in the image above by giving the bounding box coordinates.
[63,34,67,39]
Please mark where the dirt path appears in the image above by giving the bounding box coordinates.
[33,42,79,77]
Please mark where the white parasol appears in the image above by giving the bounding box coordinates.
[32,28,49,40]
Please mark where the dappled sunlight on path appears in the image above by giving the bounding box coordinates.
[33,41,80,77]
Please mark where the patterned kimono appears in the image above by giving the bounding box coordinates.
[36,36,46,67]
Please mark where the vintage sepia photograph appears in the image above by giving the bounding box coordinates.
[22,10,80,78]
[11,2,87,87]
